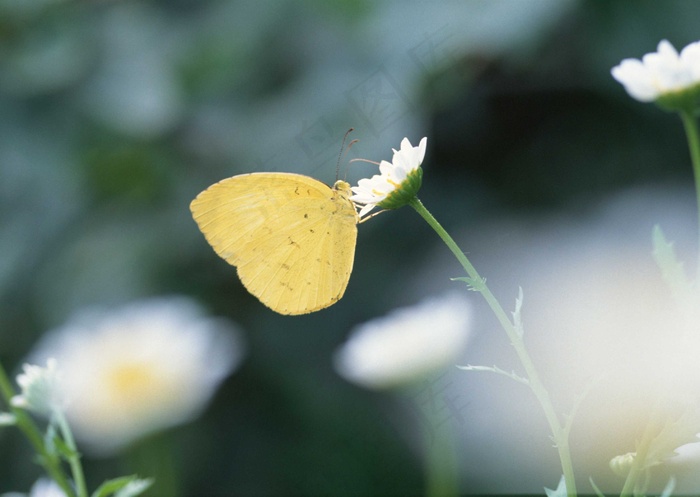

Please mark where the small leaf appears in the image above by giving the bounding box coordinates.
[91,475,154,497]
[91,476,134,497]
[451,276,486,292]
[44,422,59,456]
[512,286,525,337]
[115,479,153,497]
[589,476,606,497]
[544,475,566,497]
[660,476,676,497]
[652,225,694,300]
[456,364,529,385]
[53,434,79,461]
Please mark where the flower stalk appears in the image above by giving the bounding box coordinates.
[618,402,664,497]
[408,197,577,497]
[55,409,89,497]
[424,416,459,497]
[678,109,700,281]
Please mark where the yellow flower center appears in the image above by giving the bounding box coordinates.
[105,362,162,405]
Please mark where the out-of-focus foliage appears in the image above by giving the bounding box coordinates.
[2,0,700,495]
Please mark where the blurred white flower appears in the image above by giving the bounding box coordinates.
[334,292,472,389]
[350,137,427,218]
[29,296,244,455]
[1,478,66,497]
[611,39,700,103]
[0,413,16,426]
[11,359,65,417]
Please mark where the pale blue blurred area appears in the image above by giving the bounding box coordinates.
[408,185,699,493]
[2,0,700,494]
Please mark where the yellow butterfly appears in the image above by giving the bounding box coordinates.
[190,173,359,315]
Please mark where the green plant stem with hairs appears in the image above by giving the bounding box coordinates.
[409,197,577,497]
[618,107,700,497]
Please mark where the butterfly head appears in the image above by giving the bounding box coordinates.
[333,180,353,197]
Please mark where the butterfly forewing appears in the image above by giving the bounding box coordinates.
[190,172,358,315]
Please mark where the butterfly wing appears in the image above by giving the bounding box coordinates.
[190,172,358,315]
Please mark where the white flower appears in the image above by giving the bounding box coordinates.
[11,359,65,417]
[1,478,66,497]
[28,296,245,455]
[611,39,700,103]
[350,137,427,218]
[334,292,472,389]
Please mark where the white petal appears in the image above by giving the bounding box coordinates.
[357,203,376,217]
[681,41,700,82]
[656,39,679,59]
[611,59,658,102]
[389,137,423,174]
[417,137,428,163]
[378,159,395,177]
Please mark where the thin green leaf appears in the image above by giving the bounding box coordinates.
[563,376,602,436]
[91,475,153,497]
[451,276,486,292]
[660,477,676,497]
[114,479,153,497]
[44,422,58,457]
[589,476,606,497]
[456,364,529,385]
[652,225,694,300]
[53,433,79,461]
[512,286,524,337]
[544,475,567,497]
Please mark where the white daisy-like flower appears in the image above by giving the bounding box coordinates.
[1,478,66,497]
[611,39,700,105]
[11,359,65,417]
[351,137,427,218]
[28,296,245,455]
[334,292,472,389]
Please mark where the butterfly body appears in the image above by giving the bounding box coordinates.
[190,172,359,315]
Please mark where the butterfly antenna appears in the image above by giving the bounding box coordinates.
[349,157,381,166]
[336,128,354,181]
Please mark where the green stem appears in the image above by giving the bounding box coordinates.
[55,410,88,497]
[128,432,180,497]
[409,197,577,497]
[679,110,700,282]
[619,403,662,497]
[0,360,78,497]
[425,423,458,497]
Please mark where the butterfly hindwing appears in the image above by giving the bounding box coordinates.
[190,172,358,314]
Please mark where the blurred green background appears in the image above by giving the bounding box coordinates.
[2,0,700,495]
